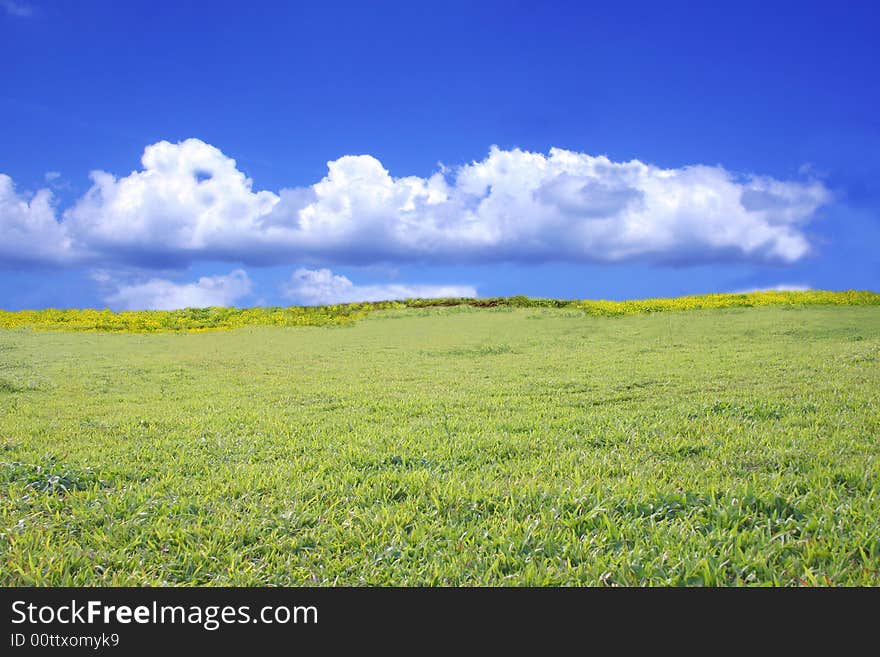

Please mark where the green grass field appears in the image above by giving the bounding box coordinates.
[2,303,879,585]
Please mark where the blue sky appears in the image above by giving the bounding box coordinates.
[1,0,878,309]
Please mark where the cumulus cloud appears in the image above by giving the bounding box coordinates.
[282,268,476,305]
[1,138,831,269]
[104,269,252,310]
[0,174,71,265]
[66,140,279,265]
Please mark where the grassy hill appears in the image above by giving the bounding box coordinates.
[1,301,879,585]
[0,289,877,332]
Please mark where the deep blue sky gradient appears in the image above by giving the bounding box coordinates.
[1,0,878,307]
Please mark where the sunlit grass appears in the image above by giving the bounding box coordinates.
[0,289,876,332]
[1,303,878,585]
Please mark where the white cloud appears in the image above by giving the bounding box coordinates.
[282,268,476,305]
[44,171,61,182]
[104,269,252,310]
[1,139,831,269]
[732,283,811,294]
[0,174,71,265]
[66,139,279,264]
